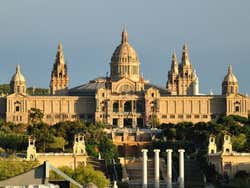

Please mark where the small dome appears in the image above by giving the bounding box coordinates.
[111,29,139,63]
[11,65,26,83]
[223,65,238,83]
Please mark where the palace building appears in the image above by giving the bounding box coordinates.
[0,29,249,126]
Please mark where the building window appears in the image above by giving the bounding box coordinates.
[202,115,208,118]
[113,118,118,126]
[15,106,20,112]
[124,101,132,112]
[178,114,183,119]
[113,102,119,112]
[151,93,154,97]
[170,114,175,119]
[136,101,143,112]
[235,106,240,112]
[162,115,167,119]
[194,114,199,119]
[186,114,191,119]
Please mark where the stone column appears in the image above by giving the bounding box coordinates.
[166,149,173,188]
[154,149,160,188]
[178,149,185,188]
[141,149,148,188]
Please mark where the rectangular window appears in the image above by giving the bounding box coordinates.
[162,115,167,119]
[178,114,183,119]
[170,114,175,119]
[15,106,20,112]
[202,115,208,118]
[194,114,200,119]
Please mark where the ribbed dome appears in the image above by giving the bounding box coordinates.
[223,65,238,83]
[110,28,140,82]
[111,30,138,63]
[11,65,26,83]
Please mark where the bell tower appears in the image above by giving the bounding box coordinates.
[222,134,232,154]
[50,42,69,95]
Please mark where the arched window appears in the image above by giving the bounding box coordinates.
[124,101,132,112]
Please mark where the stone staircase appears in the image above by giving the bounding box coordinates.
[87,156,107,176]
[126,158,155,182]
[185,159,205,188]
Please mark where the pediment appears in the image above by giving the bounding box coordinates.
[112,78,137,93]
[7,93,28,99]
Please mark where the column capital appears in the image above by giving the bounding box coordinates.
[153,149,160,153]
[178,149,185,153]
[166,149,173,153]
[141,149,148,153]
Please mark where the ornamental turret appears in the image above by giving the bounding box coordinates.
[50,42,69,95]
[166,52,179,95]
[222,65,239,95]
[10,65,27,94]
[192,70,199,95]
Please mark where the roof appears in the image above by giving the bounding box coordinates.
[69,77,106,96]
[144,83,170,95]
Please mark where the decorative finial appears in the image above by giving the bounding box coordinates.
[58,41,63,51]
[172,51,177,61]
[16,64,21,73]
[228,64,233,74]
[121,26,128,43]
[183,43,188,51]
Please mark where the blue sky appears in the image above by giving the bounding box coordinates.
[0,0,250,94]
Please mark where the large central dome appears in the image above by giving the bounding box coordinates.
[110,29,140,82]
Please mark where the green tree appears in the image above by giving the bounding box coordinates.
[0,84,10,95]
[0,157,38,180]
[232,133,247,152]
[48,136,67,152]
[27,123,53,152]
[29,108,44,124]
[50,165,109,188]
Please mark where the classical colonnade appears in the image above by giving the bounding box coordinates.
[141,149,185,188]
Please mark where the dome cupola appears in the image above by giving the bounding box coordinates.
[10,64,27,94]
[222,65,239,95]
[110,28,140,82]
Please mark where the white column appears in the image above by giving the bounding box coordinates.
[154,149,160,188]
[166,149,173,188]
[141,149,148,188]
[178,149,185,188]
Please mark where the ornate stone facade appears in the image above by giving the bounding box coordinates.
[1,29,249,126]
[208,134,250,178]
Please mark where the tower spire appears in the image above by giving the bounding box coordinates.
[121,26,128,43]
[171,51,178,74]
[228,64,233,74]
[181,43,191,66]
[50,42,69,95]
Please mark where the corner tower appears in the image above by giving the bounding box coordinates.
[110,28,140,82]
[166,44,197,95]
[222,65,238,95]
[50,42,69,95]
[10,65,27,94]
